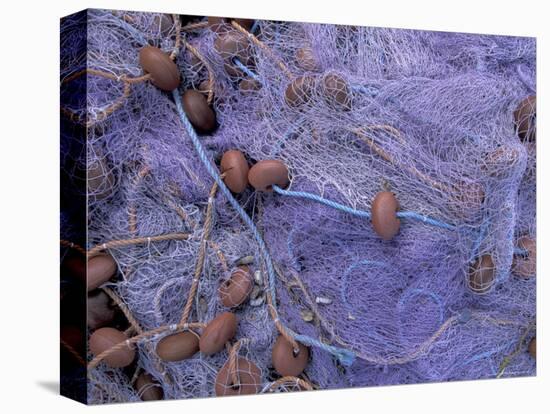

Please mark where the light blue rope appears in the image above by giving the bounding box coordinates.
[273,185,372,219]
[172,89,355,366]
[272,185,455,231]
[469,219,490,262]
[233,58,261,82]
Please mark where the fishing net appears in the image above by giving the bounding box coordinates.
[59,8,536,404]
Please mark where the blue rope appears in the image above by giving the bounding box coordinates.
[272,185,455,231]
[273,185,372,219]
[172,89,355,366]
[233,58,261,82]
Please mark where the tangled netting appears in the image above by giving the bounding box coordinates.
[60,9,536,404]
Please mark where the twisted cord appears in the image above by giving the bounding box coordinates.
[60,239,86,256]
[267,376,314,392]
[179,181,219,325]
[227,339,247,387]
[87,322,206,371]
[101,287,144,335]
[128,165,151,235]
[61,20,183,127]
[496,319,536,378]
[272,185,455,230]
[231,20,294,79]
[87,232,189,257]
[125,164,151,281]
[173,89,354,365]
[182,21,208,31]
[233,58,261,81]
[350,127,450,192]
[169,14,182,60]
[286,267,527,366]
[101,287,176,385]
[163,194,199,231]
[60,338,86,367]
[182,38,216,104]
[208,241,230,272]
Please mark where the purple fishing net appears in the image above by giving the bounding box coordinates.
[60,9,536,404]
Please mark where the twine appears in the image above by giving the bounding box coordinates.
[61,69,149,128]
[61,16,182,127]
[60,338,86,367]
[272,185,455,230]
[496,319,536,378]
[169,14,182,61]
[231,20,294,79]
[60,239,86,256]
[128,164,151,236]
[179,181,219,325]
[227,339,247,387]
[100,287,175,385]
[87,232,189,257]
[163,194,199,231]
[173,90,304,353]
[268,376,314,392]
[182,38,215,104]
[208,240,229,272]
[284,267,528,366]
[101,287,144,335]
[87,322,206,371]
[351,127,451,193]
[182,21,208,31]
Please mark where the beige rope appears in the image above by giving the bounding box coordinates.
[208,240,229,272]
[60,338,86,367]
[60,239,86,256]
[179,181,219,324]
[101,287,144,335]
[61,15,183,128]
[182,21,208,31]
[350,126,450,193]
[268,376,314,392]
[169,14,182,60]
[227,339,246,387]
[101,288,176,386]
[182,38,215,104]
[231,21,294,79]
[87,232,189,257]
[285,267,528,366]
[496,319,536,378]
[87,322,206,371]
[128,165,151,236]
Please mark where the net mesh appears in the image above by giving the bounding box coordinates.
[59,9,536,404]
